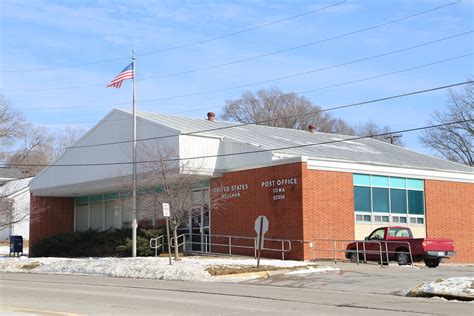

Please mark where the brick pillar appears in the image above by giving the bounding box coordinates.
[425,180,474,263]
[29,195,75,257]
[302,168,355,260]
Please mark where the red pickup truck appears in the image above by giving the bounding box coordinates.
[346,226,455,268]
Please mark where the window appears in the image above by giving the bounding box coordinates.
[90,202,103,230]
[388,227,412,238]
[392,216,407,224]
[353,174,425,225]
[372,175,388,187]
[105,201,121,229]
[410,217,424,224]
[390,189,407,214]
[355,214,371,222]
[374,215,389,223]
[76,205,89,231]
[354,187,371,212]
[390,177,406,188]
[408,190,424,215]
[369,228,385,240]
[372,188,389,212]
[353,174,370,186]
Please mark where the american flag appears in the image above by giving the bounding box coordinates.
[107,63,134,88]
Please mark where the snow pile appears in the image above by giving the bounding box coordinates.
[410,277,474,300]
[285,266,339,275]
[0,256,322,281]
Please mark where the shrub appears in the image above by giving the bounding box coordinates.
[32,228,163,257]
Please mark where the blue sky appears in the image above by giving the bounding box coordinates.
[1,0,473,155]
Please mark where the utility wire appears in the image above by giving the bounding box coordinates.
[38,54,474,124]
[6,80,472,154]
[297,53,473,94]
[4,1,462,92]
[0,2,346,73]
[2,119,471,168]
[30,53,473,125]
[14,31,472,110]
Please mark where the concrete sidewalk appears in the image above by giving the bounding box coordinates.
[244,261,474,296]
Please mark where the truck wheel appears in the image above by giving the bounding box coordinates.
[396,251,411,266]
[424,258,441,268]
[350,252,359,263]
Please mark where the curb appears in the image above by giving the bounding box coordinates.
[407,290,473,302]
[213,266,325,279]
[213,270,271,279]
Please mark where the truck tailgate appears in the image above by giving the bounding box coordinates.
[424,238,454,252]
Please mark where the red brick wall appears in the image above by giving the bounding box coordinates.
[210,162,305,259]
[29,195,75,257]
[302,168,355,260]
[425,180,474,263]
[210,163,356,260]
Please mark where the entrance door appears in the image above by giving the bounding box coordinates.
[190,207,210,252]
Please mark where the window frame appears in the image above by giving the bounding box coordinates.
[353,174,425,226]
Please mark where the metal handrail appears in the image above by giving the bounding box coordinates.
[149,235,164,257]
[307,238,414,268]
[170,233,187,250]
[381,240,415,267]
[171,232,292,260]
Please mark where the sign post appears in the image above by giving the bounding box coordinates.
[254,215,269,268]
[163,203,172,265]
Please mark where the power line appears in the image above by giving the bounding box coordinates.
[0,2,346,73]
[14,31,472,110]
[1,119,470,168]
[297,53,473,95]
[4,1,462,92]
[9,80,473,153]
[29,53,473,125]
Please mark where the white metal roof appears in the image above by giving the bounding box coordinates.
[129,109,473,174]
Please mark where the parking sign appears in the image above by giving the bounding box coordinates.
[163,203,170,217]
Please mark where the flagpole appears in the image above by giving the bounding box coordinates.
[131,49,137,257]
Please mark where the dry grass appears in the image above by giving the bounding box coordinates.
[206,265,284,276]
[19,262,41,270]
[206,264,319,276]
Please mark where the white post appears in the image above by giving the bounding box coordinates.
[131,49,138,257]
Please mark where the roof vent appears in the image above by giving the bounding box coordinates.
[308,124,316,133]
[207,112,216,122]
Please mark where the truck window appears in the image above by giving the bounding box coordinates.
[388,228,412,238]
[369,228,385,240]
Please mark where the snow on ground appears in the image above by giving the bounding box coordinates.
[285,266,339,275]
[0,245,28,256]
[412,277,474,299]
[0,256,331,282]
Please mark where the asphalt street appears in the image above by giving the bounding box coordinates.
[0,265,473,316]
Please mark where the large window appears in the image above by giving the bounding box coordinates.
[353,174,425,225]
[74,185,210,231]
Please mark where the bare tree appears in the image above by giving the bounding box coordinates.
[6,126,55,176]
[118,143,221,259]
[420,83,473,166]
[0,95,28,160]
[53,126,86,159]
[221,88,409,145]
[222,87,348,133]
[355,121,404,146]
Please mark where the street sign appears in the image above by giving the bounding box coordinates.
[163,203,170,217]
[162,203,172,265]
[254,215,269,268]
[254,216,269,235]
